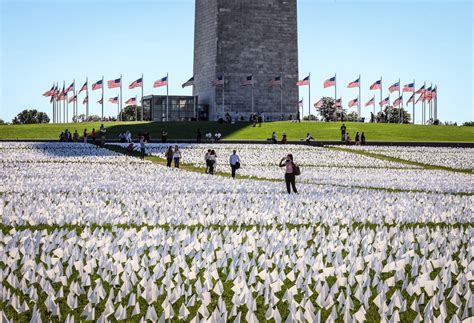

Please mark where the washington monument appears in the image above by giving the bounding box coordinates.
[193,0,299,121]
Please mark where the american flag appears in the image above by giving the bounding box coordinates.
[126,97,137,105]
[424,86,433,101]
[348,98,358,108]
[79,82,87,94]
[211,76,224,87]
[415,85,425,94]
[42,85,55,97]
[92,80,103,91]
[66,82,74,93]
[314,98,324,108]
[324,76,336,88]
[403,83,415,92]
[347,78,360,88]
[108,78,121,89]
[97,98,103,104]
[269,76,282,87]
[388,82,400,93]
[109,96,119,104]
[334,98,342,108]
[58,87,66,101]
[296,76,310,87]
[370,80,382,90]
[379,96,390,107]
[407,94,415,104]
[365,97,375,107]
[298,99,304,108]
[415,93,425,104]
[393,96,403,107]
[182,76,195,88]
[154,76,168,88]
[83,96,88,105]
[240,75,254,86]
[68,95,77,103]
[129,77,143,89]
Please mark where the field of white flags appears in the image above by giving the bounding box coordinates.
[0,142,473,322]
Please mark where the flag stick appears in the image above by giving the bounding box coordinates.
[222,73,225,119]
[251,74,254,115]
[166,73,169,121]
[308,72,311,120]
[412,80,415,124]
[101,76,104,120]
[119,74,123,121]
[280,74,283,117]
[86,77,89,119]
[380,76,383,113]
[358,74,361,121]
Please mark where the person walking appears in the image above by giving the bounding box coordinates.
[361,132,366,145]
[165,146,174,168]
[279,154,298,194]
[229,150,241,179]
[139,136,146,160]
[208,150,217,175]
[173,145,182,168]
[204,149,211,173]
[355,132,360,145]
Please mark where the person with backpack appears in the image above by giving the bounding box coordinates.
[165,146,174,168]
[229,150,241,179]
[173,145,182,168]
[279,154,299,194]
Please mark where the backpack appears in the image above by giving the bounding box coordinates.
[293,162,301,176]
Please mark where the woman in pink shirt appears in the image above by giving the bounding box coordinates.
[279,154,298,194]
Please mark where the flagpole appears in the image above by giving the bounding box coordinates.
[166,73,169,121]
[412,80,415,124]
[435,85,438,121]
[141,73,144,121]
[119,74,123,121]
[222,73,225,116]
[101,76,104,120]
[308,73,311,120]
[63,80,66,124]
[334,73,338,121]
[86,77,89,119]
[73,79,76,122]
[380,76,383,113]
[280,74,283,117]
[358,74,361,121]
[252,74,255,114]
[372,96,375,119]
[398,78,402,124]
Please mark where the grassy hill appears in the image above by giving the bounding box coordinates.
[0,121,472,142]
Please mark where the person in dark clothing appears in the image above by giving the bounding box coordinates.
[165,146,173,167]
[91,128,97,145]
[279,154,298,194]
[196,129,202,143]
[208,150,217,175]
[162,131,168,143]
[355,132,360,145]
[340,124,346,142]
[361,132,366,145]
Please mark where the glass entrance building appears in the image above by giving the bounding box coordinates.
[142,95,206,122]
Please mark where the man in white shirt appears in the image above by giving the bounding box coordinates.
[229,150,241,179]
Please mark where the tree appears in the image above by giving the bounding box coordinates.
[376,106,411,124]
[0,118,5,125]
[12,109,50,124]
[317,97,348,122]
[346,111,359,122]
[121,105,142,121]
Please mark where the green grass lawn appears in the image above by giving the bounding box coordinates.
[0,121,472,142]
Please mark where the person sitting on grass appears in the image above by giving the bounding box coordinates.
[355,132,361,145]
[73,130,79,142]
[214,131,222,141]
[345,132,352,145]
[281,133,288,144]
[270,132,277,144]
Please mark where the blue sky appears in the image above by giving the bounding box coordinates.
[1,0,472,123]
